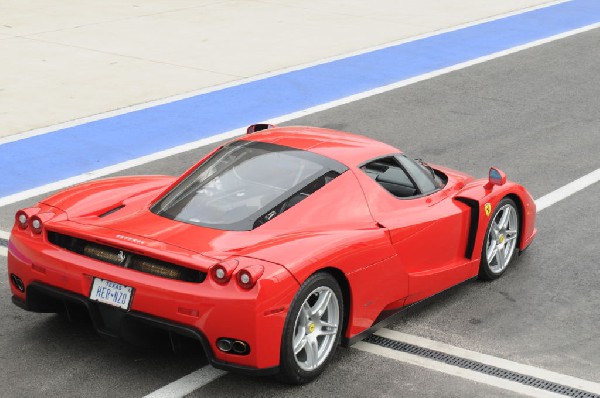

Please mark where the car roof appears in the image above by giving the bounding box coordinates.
[237,126,401,166]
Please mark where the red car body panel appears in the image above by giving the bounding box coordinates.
[7,126,537,373]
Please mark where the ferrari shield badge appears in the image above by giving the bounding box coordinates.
[484,203,492,217]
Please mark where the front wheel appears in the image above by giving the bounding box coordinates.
[479,197,520,280]
[278,272,343,384]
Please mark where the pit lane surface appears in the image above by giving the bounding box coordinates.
[1,23,600,398]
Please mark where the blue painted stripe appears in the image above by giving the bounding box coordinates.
[2,0,599,197]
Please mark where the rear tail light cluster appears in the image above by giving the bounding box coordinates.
[16,210,28,230]
[15,208,52,234]
[210,260,263,290]
[30,216,43,234]
[236,265,264,289]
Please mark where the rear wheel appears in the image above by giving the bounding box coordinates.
[479,198,520,280]
[278,272,343,384]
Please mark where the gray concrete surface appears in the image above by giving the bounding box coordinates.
[1,24,599,398]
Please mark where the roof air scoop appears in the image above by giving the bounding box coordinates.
[246,124,277,134]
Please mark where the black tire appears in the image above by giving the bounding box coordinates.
[479,197,520,280]
[277,272,344,384]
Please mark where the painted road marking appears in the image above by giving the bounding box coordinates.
[143,367,225,398]
[0,0,570,148]
[535,168,600,212]
[372,329,600,394]
[354,341,566,398]
[0,230,8,257]
[2,0,600,203]
[2,23,600,209]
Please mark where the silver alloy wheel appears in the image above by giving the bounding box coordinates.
[292,286,340,371]
[486,203,519,274]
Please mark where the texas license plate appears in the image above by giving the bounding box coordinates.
[89,278,134,310]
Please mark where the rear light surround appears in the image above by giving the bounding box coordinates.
[15,210,29,230]
[30,216,43,234]
[210,260,265,290]
[29,212,55,235]
[210,259,239,284]
[15,208,40,230]
[236,265,264,290]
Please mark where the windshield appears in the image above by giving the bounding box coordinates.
[151,140,347,230]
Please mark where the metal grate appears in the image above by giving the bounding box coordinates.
[364,334,599,398]
[0,237,7,248]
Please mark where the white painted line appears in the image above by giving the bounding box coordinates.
[143,367,225,398]
[0,230,10,257]
[0,128,244,207]
[0,0,570,146]
[353,341,565,398]
[2,21,599,208]
[535,167,600,212]
[376,328,600,394]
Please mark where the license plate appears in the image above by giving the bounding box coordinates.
[89,278,134,310]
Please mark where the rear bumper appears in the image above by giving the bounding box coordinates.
[7,230,299,373]
[11,283,279,375]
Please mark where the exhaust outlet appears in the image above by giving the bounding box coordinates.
[10,274,25,292]
[216,338,250,355]
[231,340,249,355]
[216,338,232,352]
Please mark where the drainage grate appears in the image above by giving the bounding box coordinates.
[0,238,7,248]
[364,334,599,398]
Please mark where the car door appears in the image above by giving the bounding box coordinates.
[354,155,473,304]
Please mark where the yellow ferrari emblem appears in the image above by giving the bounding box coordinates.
[499,234,505,244]
[484,203,492,217]
[308,323,315,333]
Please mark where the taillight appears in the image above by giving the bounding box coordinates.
[29,212,55,235]
[236,265,264,290]
[30,215,43,234]
[15,210,28,230]
[210,259,239,284]
[15,208,42,231]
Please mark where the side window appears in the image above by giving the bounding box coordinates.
[360,157,418,198]
[396,155,438,194]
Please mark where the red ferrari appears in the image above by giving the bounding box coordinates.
[7,125,536,383]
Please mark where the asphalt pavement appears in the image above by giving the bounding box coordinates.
[0,24,599,398]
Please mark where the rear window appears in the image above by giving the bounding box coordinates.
[151,141,347,230]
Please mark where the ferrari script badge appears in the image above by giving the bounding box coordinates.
[484,203,492,217]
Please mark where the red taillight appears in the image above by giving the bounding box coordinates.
[15,208,42,231]
[15,210,28,230]
[30,215,43,234]
[210,259,239,284]
[28,212,55,235]
[236,265,264,290]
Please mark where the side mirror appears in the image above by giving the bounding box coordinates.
[485,167,506,189]
[247,124,276,134]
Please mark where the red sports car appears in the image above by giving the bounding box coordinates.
[7,125,536,383]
